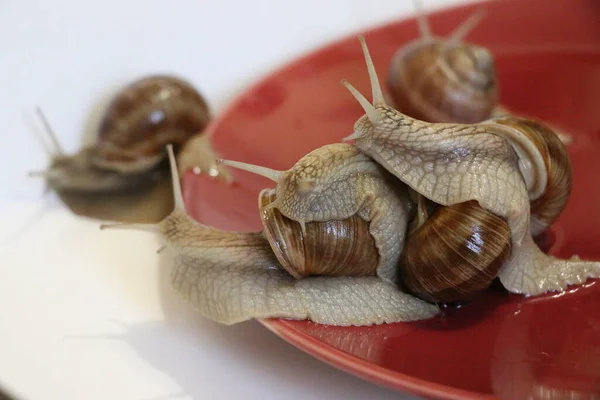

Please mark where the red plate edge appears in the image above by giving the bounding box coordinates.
[181,0,600,399]
[259,318,496,400]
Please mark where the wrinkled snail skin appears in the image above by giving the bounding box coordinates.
[36,75,231,194]
[220,143,416,284]
[111,145,439,326]
[343,36,600,297]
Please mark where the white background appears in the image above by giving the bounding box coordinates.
[0,0,477,399]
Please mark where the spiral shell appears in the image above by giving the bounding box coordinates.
[92,75,211,173]
[387,40,497,124]
[485,117,572,236]
[259,189,379,279]
[399,200,512,303]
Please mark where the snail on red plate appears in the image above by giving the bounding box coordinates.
[100,37,597,326]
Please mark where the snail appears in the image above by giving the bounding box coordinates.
[101,144,440,326]
[29,75,232,223]
[386,0,573,144]
[387,3,494,123]
[100,37,598,326]
[399,194,512,303]
[343,35,598,299]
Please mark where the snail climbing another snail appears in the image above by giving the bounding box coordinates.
[101,144,439,326]
[344,35,596,299]
[29,75,232,223]
[386,0,573,145]
[101,36,598,326]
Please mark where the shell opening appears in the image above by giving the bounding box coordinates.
[218,159,283,183]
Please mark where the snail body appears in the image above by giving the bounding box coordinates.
[219,142,414,283]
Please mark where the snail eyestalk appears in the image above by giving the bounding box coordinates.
[357,35,386,107]
[447,8,487,45]
[166,144,185,211]
[35,106,64,156]
[218,159,283,182]
[341,80,381,125]
[99,222,160,233]
[412,0,432,40]
[27,170,55,178]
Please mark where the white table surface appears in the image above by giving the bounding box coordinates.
[0,0,477,399]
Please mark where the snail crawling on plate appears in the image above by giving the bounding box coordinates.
[386,0,573,144]
[30,75,232,222]
[102,37,599,326]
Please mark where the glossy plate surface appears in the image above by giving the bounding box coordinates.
[182,0,600,398]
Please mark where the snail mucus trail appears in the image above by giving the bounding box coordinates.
[386,0,573,145]
[100,36,599,327]
[28,75,232,223]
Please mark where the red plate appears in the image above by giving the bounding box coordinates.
[183,0,600,398]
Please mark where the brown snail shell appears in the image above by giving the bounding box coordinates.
[485,117,573,236]
[36,74,213,195]
[91,75,211,175]
[387,39,497,124]
[399,199,512,303]
[259,188,379,279]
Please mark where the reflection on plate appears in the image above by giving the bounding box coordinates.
[183,0,600,398]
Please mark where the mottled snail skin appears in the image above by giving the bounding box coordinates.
[101,145,439,326]
[220,142,415,284]
[343,36,600,297]
[399,198,512,303]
